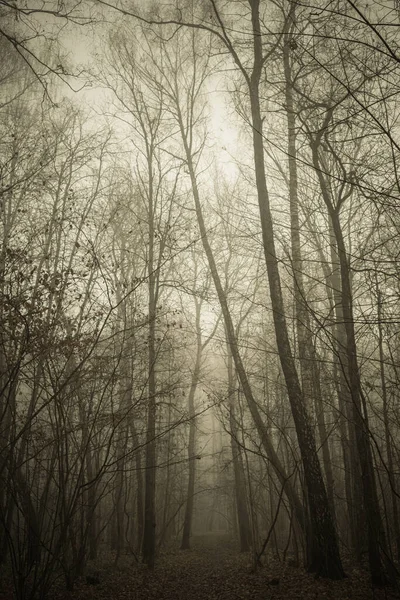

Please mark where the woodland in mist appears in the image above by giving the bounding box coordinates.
[1,1,400,599]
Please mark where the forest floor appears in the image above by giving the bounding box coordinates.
[2,534,399,599]
[52,534,400,600]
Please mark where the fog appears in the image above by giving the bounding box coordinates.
[0,1,400,599]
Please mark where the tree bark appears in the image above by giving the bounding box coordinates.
[245,0,343,578]
[227,342,252,552]
[283,29,335,519]
[181,297,202,550]
[310,129,388,584]
[376,283,400,562]
[142,152,157,569]
[329,223,364,557]
[174,91,307,543]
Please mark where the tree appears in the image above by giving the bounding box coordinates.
[132,21,308,555]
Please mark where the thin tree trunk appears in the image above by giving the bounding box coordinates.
[142,150,157,569]
[298,210,358,547]
[245,0,343,578]
[86,450,97,561]
[310,130,388,585]
[227,342,251,553]
[181,298,202,550]
[376,283,400,561]
[329,224,364,557]
[129,418,144,554]
[175,100,306,542]
[283,30,335,519]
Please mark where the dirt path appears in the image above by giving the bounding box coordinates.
[56,535,398,600]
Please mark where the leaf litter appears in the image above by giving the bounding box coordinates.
[11,536,400,600]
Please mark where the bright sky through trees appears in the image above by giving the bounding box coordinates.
[1,1,400,598]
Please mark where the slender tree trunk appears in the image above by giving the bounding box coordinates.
[86,451,97,561]
[0,141,18,566]
[329,224,364,557]
[310,132,388,585]
[376,283,400,561]
[283,32,335,519]
[299,211,358,547]
[174,99,307,542]
[0,371,17,566]
[142,154,157,569]
[227,343,251,552]
[113,429,128,563]
[245,0,343,578]
[181,298,202,550]
[78,392,97,561]
[160,403,173,548]
[129,418,144,554]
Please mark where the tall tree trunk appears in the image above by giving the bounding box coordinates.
[142,155,157,569]
[376,282,400,561]
[245,0,343,578]
[181,298,202,550]
[227,342,251,552]
[86,449,98,561]
[310,130,388,585]
[329,224,364,557]
[129,417,144,554]
[298,209,358,549]
[283,30,335,519]
[174,96,307,544]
